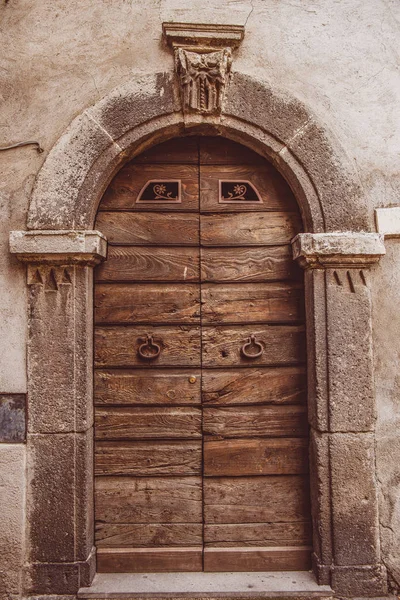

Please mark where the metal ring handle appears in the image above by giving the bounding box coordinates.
[138,334,161,360]
[241,334,264,359]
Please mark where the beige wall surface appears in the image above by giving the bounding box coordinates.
[0,0,399,596]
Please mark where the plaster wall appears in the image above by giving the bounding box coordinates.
[0,0,399,596]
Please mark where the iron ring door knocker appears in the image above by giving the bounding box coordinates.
[241,334,264,359]
[138,334,161,360]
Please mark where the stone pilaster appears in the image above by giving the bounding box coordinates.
[292,232,387,596]
[10,230,106,596]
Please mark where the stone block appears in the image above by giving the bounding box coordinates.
[27,265,94,434]
[326,268,376,432]
[75,430,94,562]
[331,564,388,597]
[87,72,178,141]
[309,430,332,569]
[24,563,80,596]
[286,118,370,232]
[375,207,400,238]
[27,434,76,563]
[0,394,26,443]
[28,112,120,231]
[330,433,380,566]
[304,269,329,431]
[0,445,25,597]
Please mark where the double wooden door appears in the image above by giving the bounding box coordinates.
[94,137,311,573]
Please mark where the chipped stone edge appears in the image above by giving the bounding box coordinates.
[292,232,386,268]
[9,230,107,265]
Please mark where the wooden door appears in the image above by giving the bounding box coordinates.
[93,136,311,573]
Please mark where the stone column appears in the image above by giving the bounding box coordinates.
[9,230,107,597]
[292,233,387,597]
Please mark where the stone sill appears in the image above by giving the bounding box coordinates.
[78,571,332,599]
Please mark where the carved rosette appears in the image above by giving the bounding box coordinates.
[175,47,232,114]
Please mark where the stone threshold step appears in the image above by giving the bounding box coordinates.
[78,572,333,599]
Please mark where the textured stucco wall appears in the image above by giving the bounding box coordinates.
[0,0,400,596]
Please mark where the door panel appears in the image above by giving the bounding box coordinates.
[94,135,310,573]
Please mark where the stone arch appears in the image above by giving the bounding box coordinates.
[27,71,370,235]
[12,70,388,599]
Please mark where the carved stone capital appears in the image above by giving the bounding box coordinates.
[292,232,386,269]
[163,22,244,115]
[9,230,107,265]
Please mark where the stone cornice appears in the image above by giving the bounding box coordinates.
[292,232,386,268]
[162,22,244,51]
[9,230,107,265]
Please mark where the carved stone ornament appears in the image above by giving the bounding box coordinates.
[163,23,244,115]
[175,47,232,114]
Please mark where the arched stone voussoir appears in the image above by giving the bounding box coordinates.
[225,72,370,232]
[28,72,179,231]
[27,69,371,233]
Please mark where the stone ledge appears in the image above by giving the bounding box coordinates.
[291,232,386,268]
[162,22,244,50]
[375,207,400,238]
[9,230,107,265]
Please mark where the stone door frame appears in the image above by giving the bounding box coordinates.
[10,70,388,598]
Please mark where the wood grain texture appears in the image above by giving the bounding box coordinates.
[99,164,199,211]
[204,476,310,523]
[203,406,308,439]
[200,165,298,213]
[95,441,202,476]
[203,546,311,572]
[199,137,265,165]
[204,521,311,547]
[95,246,200,282]
[96,212,199,245]
[96,523,203,547]
[202,325,305,367]
[204,438,309,476]
[95,283,200,324]
[135,137,199,164]
[202,368,306,406]
[95,476,202,523]
[97,547,203,573]
[200,213,302,246]
[95,407,202,440]
[201,283,304,324]
[94,369,201,406]
[95,326,201,367]
[201,246,300,282]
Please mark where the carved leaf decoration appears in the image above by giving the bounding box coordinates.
[137,180,181,203]
[219,180,263,203]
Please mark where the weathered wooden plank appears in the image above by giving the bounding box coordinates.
[204,476,310,523]
[203,406,308,438]
[95,441,202,476]
[135,137,199,164]
[200,165,298,212]
[96,212,200,245]
[201,246,300,282]
[99,164,199,211]
[202,325,305,367]
[203,546,311,572]
[95,476,202,523]
[97,547,203,573]
[204,438,309,476]
[95,326,201,368]
[201,213,302,246]
[96,523,203,547]
[95,283,201,324]
[95,407,202,440]
[200,137,265,165]
[95,246,200,282]
[201,283,304,324]
[202,367,306,406]
[94,369,201,406]
[204,521,312,547]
